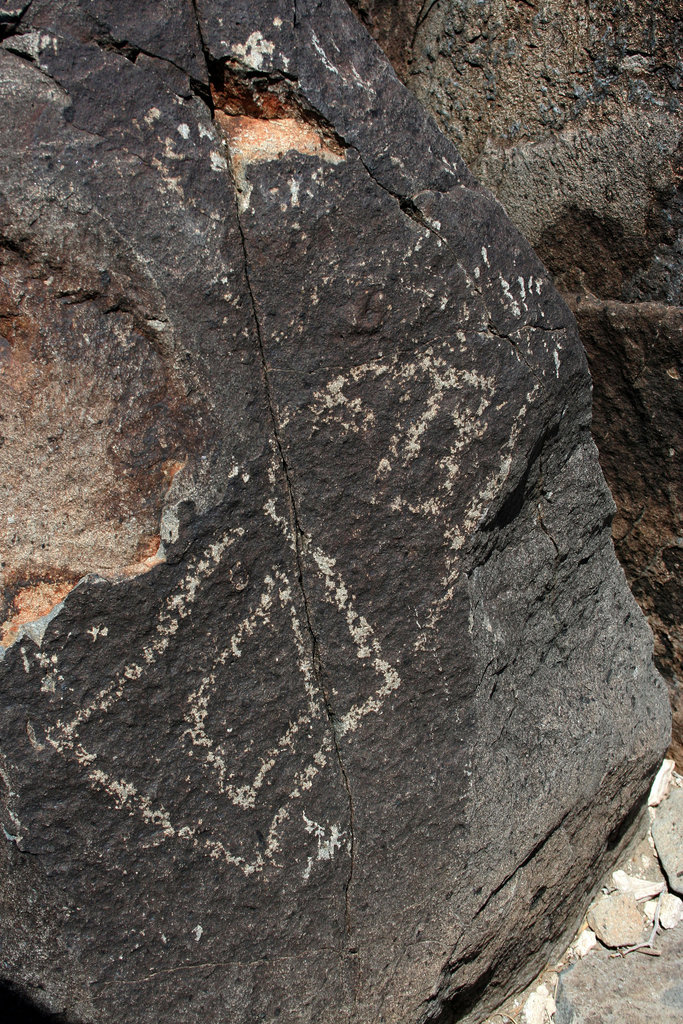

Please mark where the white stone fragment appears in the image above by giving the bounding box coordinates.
[643,897,658,923]
[571,927,597,958]
[643,892,683,929]
[649,758,675,806]
[612,869,666,901]
[521,982,556,1024]
[659,893,683,929]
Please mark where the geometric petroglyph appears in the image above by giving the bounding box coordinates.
[306,340,534,534]
[30,491,406,880]
[308,346,496,496]
[23,339,541,880]
[301,341,542,632]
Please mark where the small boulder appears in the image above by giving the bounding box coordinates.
[555,925,683,1024]
[618,831,668,886]
[587,892,646,948]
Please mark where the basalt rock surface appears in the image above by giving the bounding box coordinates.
[0,2,671,1023]
[349,0,683,767]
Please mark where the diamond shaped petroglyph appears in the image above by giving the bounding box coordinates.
[35,476,409,880]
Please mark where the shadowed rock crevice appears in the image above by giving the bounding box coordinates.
[0,3,33,43]
[0,981,73,1024]
[210,61,345,150]
[209,62,347,215]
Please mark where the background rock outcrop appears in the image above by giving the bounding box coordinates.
[0,2,671,1022]
[349,0,683,765]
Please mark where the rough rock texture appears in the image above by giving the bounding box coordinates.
[618,831,668,885]
[0,2,671,1023]
[348,0,683,765]
[555,923,683,1024]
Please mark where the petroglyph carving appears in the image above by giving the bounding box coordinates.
[0,4,671,1023]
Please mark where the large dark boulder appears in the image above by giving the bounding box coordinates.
[0,2,670,1022]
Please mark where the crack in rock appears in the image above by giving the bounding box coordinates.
[217,99,357,958]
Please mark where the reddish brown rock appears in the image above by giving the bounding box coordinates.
[0,248,205,645]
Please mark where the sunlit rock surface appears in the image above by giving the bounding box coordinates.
[0,2,670,1022]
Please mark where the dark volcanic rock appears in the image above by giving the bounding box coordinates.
[0,2,671,1023]
[348,0,683,766]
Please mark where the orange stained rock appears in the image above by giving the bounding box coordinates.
[1,579,76,646]
[1,540,167,646]
[216,111,344,170]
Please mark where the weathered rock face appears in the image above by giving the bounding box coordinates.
[0,2,671,1023]
[348,0,683,765]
